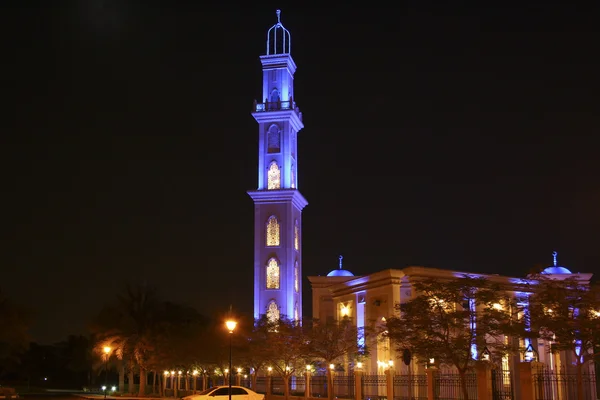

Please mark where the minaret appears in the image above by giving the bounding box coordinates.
[248,10,307,322]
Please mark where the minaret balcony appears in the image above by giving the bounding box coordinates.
[253,100,302,119]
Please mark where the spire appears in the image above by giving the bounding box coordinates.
[552,251,558,266]
[339,255,343,270]
[266,9,291,55]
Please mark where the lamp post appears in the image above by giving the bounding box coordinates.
[225,319,237,400]
[103,346,111,399]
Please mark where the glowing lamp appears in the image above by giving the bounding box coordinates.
[226,320,237,333]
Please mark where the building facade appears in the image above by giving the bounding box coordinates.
[308,256,594,375]
[249,10,306,323]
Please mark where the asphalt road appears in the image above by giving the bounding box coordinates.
[20,395,80,400]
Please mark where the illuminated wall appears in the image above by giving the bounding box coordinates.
[249,11,306,322]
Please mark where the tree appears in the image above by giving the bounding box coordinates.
[90,283,162,396]
[304,317,368,400]
[0,288,31,376]
[237,317,271,390]
[254,315,307,400]
[91,284,212,396]
[527,275,600,400]
[384,275,527,400]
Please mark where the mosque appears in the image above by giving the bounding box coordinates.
[247,11,594,375]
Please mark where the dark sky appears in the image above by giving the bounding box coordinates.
[2,1,599,344]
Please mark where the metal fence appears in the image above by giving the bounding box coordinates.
[394,373,428,400]
[362,374,387,400]
[255,376,267,394]
[311,375,328,398]
[434,373,478,400]
[334,374,355,399]
[533,368,597,400]
[491,369,513,400]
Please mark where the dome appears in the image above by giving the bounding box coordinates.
[541,251,571,274]
[327,269,355,277]
[327,255,354,277]
[542,266,572,275]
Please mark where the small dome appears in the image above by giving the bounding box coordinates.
[327,269,354,277]
[327,255,354,277]
[542,251,571,274]
[542,266,572,275]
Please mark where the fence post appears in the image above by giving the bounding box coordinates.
[385,368,394,400]
[305,370,311,399]
[354,369,363,400]
[476,362,492,400]
[267,375,273,400]
[426,367,437,400]
[518,362,535,400]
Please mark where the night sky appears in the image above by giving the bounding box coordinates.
[2,2,599,344]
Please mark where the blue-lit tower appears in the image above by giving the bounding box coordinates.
[248,10,307,322]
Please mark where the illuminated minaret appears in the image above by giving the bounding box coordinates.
[248,10,307,322]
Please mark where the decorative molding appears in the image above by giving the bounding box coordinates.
[248,189,308,211]
[260,54,297,74]
[252,109,304,132]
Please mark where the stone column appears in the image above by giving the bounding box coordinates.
[518,362,536,400]
[354,369,363,400]
[426,367,437,400]
[385,368,394,400]
[476,362,493,400]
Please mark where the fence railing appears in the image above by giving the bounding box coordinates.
[157,363,596,400]
[533,368,597,400]
[435,373,478,400]
[394,373,428,400]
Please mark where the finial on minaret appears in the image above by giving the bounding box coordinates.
[266,9,291,55]
[339,255,343,269]
[552,251,558,266]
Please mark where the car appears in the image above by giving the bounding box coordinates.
[182,386,265,400]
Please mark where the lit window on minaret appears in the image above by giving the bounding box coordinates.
[294,220,299,251]
[267,162,281,189]
[266,216,280,246]
[267,300,279,322]
[294,261,299,293]
[291,163,296,189]
[266,258,280,289]
[267,125,280,153]
[294,302,299,321]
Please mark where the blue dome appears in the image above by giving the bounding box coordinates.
[542,266,572,275]
[327,269,354,277]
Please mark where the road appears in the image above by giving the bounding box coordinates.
[19,395,79,400]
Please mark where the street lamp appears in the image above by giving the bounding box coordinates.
[480,346,491,362]
[225,319,237,400]
[523,343,538,362]
[103,346,111,399]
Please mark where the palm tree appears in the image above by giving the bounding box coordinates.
[91,283,162,396]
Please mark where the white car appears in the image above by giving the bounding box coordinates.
[183,386,265,400]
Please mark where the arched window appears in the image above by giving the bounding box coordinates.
[270,88,280,103]
[267,124,280,153]
[294,302,299,321]
[294,261,299,293]
[267,300,279,323]
[291,163,296,189]
[266,216,280,247]
[266,258,280,289]
[267,161,281,190]
[294,220,299,251]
